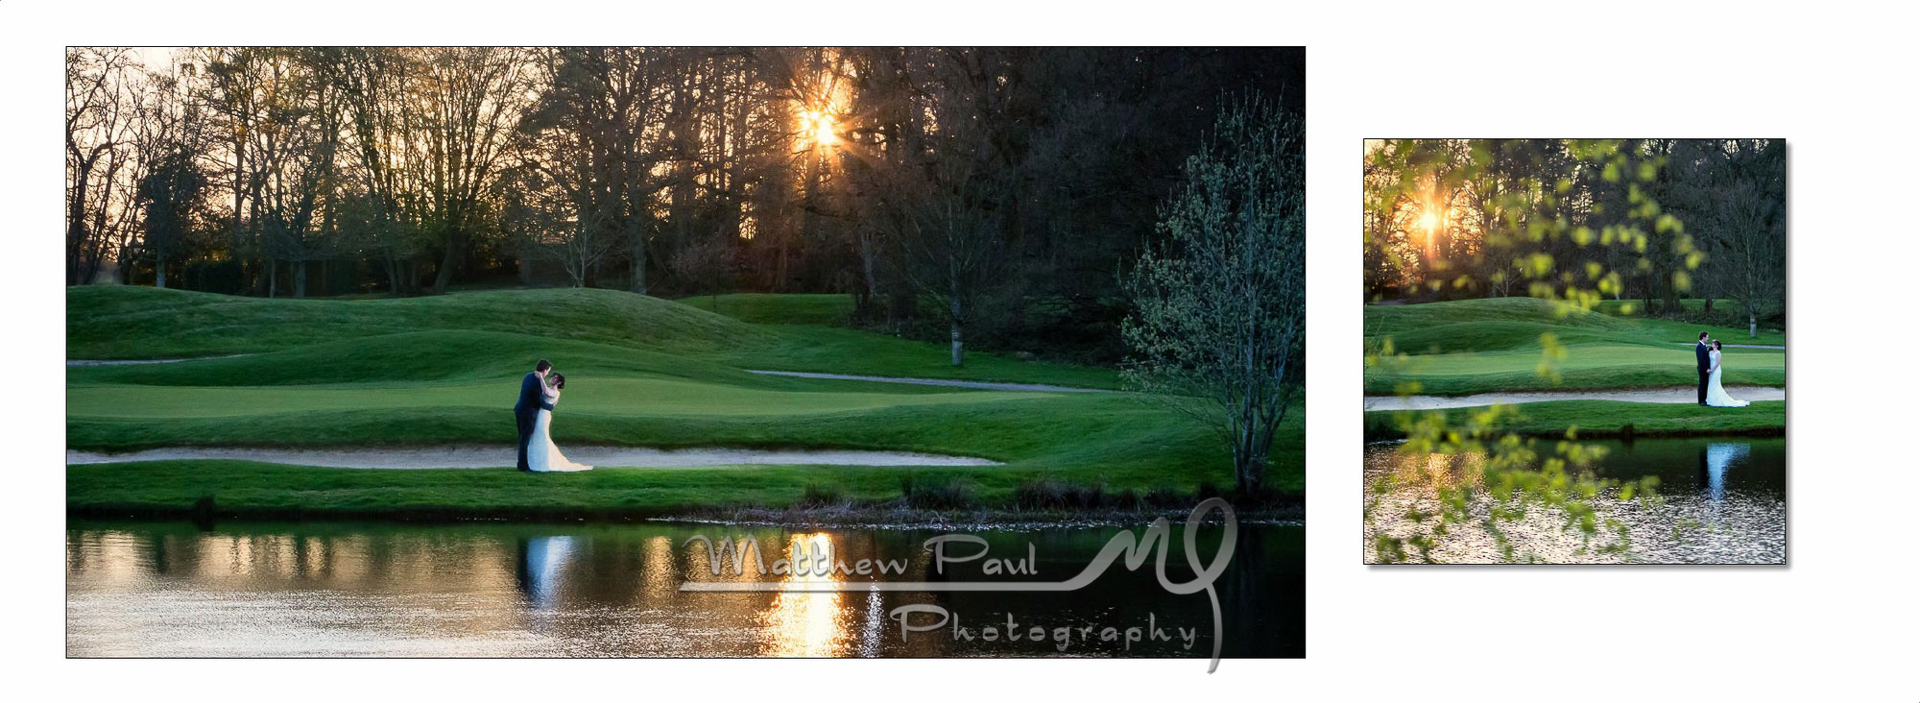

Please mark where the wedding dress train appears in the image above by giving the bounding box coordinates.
[528,406,593,472]
[1705,350,1749,408]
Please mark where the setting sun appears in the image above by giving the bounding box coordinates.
[799,109,839,148]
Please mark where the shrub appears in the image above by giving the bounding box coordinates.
[797,483,842,507]
[901,475,973,510]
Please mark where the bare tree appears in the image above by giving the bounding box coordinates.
[504,161,621,288]
[412,47,534,294]
[671,232,735,310]
[240,49,344,298]
[333,47,424,294]
[66,47,147,285]
[877,48,1023,367]
[1712,178,1786,338]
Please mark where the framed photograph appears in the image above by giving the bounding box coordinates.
[1362,138,1786,565]
[64,46,1306,661]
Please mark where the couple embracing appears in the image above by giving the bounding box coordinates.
[1695,332,1750,408]
[513,359,593,472]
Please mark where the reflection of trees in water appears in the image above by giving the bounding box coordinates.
[1222,526,1300,657]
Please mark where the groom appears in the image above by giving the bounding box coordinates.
[514,359,555,471]
[1695,331,1712,406]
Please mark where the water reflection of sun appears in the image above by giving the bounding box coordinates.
[758,532,852,657]
[1391,450,1487,492]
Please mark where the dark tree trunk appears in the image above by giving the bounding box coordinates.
[66,152,100,286]
[431,232,460,294]
[629,217,647,294]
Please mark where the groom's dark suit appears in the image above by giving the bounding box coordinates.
[514,372,554,471]
[1695,341,1712,405]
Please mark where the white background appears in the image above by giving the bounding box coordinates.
[5,1,1916,700]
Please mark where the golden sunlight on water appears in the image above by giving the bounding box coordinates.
[1363,439,1786,564]
[641,535,675,596]
[757,533,852,657]
[68,522,1300,657]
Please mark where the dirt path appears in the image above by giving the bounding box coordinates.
[745,369,1111,393]
[66,445,1002,469]
[1364,386,1786,411]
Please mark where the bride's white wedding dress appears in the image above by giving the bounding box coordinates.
[528,387,592,472]
[1705,350,1750,407]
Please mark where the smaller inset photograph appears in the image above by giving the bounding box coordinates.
[1362,139,1785,565]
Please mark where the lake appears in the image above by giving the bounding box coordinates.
[1363,437,1786,564]
[67,519,1302,659]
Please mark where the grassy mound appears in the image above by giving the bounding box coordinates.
[69,287,1123,388]
[678,293,855,325]
[1376,320,1631,355]
[68,329,840,390]
[1369,297,1627,336]
[67,286,767,359]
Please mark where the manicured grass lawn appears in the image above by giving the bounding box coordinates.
[678,292,855,325]
[68,286,1298,518]
[1366,344,1784,395]
[70,394,1305,517]
[69,461,977,517]
[70,372,1037,419]
[1366,298,1787,395]
[68,442,1307,519]
[1364,400,1785,440]
[1369,297,1785,352]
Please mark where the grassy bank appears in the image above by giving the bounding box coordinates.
[68,456,1303,523]
[1363,399,1786,441]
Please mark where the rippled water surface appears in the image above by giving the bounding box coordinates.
[1363,438,1785,564]
[68,520,1301,658]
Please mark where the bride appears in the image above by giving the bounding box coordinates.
[1705,340,1750,408]
[528,373,593,472]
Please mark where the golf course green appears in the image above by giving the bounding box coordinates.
[68,286,1301,520]
[1364,297,1785,438]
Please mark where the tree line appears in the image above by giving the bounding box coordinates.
[1363,139,1786,336]
[66,46,1304,362]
